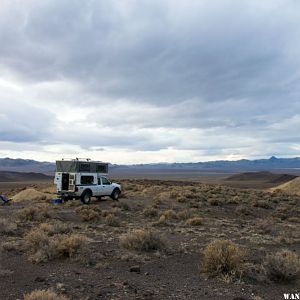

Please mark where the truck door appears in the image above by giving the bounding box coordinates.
[99,177,114,196]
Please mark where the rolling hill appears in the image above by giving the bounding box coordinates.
[0,171,51,182]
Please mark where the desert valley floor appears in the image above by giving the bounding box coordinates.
[0,175,299,300]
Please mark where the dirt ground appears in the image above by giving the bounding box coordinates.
[0,179,299,300]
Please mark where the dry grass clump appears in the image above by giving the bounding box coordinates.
[38,222,71,235]
[143,207,158,218]
[202,239,245,278]
[141,186,163,197]
[24,289,69,300]
[253,200,272,209]
[185,217,203,226]
[235,205,252,216]
[120,229,166,252]
[208,198,223,206]
[56,234,87,258]
[101,207,122,217]
[24,224,86,263]
[75,206,101,222]
[152,215,168,227]
[113,201,130,211]
[170,190,180,199]
[0,217,17,234]
[226,195,241,204]
[160,209,177,220]
[154,191,171,202]
[19,205,50,222]
[105,214,120,227]
[2,240,23,253]
[265,250,300,282]
[176,209,191,220]
[177,195,188,203]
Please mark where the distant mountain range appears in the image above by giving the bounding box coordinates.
[0,158,54,174]
[1,156,300,175]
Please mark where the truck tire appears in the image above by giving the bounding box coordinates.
[81,190,92,204]
[111,188,120,201]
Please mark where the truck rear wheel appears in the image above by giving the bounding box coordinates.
[81,190,92,204]
[111,189,120,201]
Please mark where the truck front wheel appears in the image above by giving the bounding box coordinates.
[111,189,120,201]
[81,190,92,204]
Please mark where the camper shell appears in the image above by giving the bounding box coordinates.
[55,160,109,174]
[54,159,121,204]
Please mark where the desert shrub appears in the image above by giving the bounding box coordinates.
[235,205,252,216]
[152,215,169,226]
[287,217,299,223]
[24,289,69,300]
[0,218,17,234]
[101,207,121,218]
[24,225,86,263]
[38,222,71,235]
[143,207,158,218]
[19,205,50,222]
[120,229,166,252]
[227,196,240,204]
[185,192,198,199]
[177,209,193,220]
[177,196,187,203]
[208,198,223,206]
[114,201,130,211]
[253,200,272,209]
[152,215,167,227]
[24,227,56,262]
[55,234,87,258]
[75,206,101,222]
[185,217,203,226]
[170,191,179,199]
[265,250,300,282]
[105,214,120,227]
[160,209,177,220]
[1,240,23,253]
[202,239,245,277]
[272,211,288,220]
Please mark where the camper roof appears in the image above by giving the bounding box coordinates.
[55,159,108,173]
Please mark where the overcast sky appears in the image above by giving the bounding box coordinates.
[0,0,300,164]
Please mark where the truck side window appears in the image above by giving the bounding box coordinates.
[80,175,94,185]
[101,177,111,185]
[98,178,101,185]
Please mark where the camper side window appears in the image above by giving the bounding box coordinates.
[79,163,90,172]
[80,176,94,185]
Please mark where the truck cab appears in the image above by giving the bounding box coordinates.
[54,159,121,204]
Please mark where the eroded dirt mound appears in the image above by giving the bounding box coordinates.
[12,188,54,202]
[271,177,300,195]
[226,171,297,183]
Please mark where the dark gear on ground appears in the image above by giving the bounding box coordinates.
[0,194,10,204]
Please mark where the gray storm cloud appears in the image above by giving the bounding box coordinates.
[0,0,299,162]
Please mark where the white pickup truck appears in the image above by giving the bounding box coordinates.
[54,159,122,204]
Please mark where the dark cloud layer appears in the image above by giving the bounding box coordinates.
[0,0,299,162]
